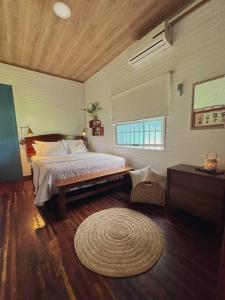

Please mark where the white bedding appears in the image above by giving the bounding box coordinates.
[32,152,126,206]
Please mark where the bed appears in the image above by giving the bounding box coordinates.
[25,134,131,214]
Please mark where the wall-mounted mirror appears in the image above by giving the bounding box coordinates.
[191,74,225,129]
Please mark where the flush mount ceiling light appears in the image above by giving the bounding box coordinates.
[53,2,71,19]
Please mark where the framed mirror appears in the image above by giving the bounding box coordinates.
[191,74,225,129]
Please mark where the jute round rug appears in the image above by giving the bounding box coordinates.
[74,208,163,277]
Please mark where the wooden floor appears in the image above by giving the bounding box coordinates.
[0,180,222,300]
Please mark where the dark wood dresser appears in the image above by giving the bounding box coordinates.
[167,164,225,229]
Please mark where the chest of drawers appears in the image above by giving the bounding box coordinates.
[167,164,225,229]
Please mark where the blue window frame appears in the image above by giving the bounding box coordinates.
[115,117,165,150]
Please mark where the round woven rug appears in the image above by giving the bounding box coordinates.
[74,208,163,277]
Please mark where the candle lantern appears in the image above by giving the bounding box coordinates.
[203,152,218,171]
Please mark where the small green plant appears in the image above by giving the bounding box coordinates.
[82,101,103,120]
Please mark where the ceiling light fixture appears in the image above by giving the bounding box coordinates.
[53,2,71,19]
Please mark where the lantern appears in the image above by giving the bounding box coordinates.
[203,152,218,171]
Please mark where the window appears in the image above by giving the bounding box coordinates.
[115,117,165,150]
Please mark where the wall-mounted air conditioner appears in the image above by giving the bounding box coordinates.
[127,22,172,66]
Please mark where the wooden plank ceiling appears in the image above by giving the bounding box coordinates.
[0,0,192,82]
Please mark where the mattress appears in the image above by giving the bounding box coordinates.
[31,152,126,206]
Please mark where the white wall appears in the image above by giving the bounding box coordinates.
[0,63,85,176]
[84,0,225,173]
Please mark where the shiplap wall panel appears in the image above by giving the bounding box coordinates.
[84,0,225,174]
[0,63,85,176]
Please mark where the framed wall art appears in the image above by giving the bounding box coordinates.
[191,74,225,129]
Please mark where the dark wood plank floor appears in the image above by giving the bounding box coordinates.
[0,180,222,300]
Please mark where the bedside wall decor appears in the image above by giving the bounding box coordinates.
[81,101,102,121]
[81,101,104,136]
[92,127,104,136]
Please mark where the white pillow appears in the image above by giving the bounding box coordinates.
[32,144,43,156]
[147,168,166,191]
[62,139,83,146]
[69,143,88,154]
[129,166,166,189]
[129,166,151,188]
[62,139,88,154]
[32,141,67,156]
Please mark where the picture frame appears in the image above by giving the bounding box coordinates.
[191,74,225,130]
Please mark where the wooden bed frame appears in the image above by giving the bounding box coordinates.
[24,134,133,218]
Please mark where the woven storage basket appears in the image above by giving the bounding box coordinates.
[130,181,165,206]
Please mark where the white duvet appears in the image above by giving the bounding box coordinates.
[32,152,126,206]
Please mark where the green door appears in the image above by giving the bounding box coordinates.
[0,84,22,182]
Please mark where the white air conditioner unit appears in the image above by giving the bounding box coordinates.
[127,22,172,66]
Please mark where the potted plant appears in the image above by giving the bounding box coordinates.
[82,101,103,128]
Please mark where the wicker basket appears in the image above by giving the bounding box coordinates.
[130,181,165,206]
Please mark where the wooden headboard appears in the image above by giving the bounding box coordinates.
[24,134,85,157]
